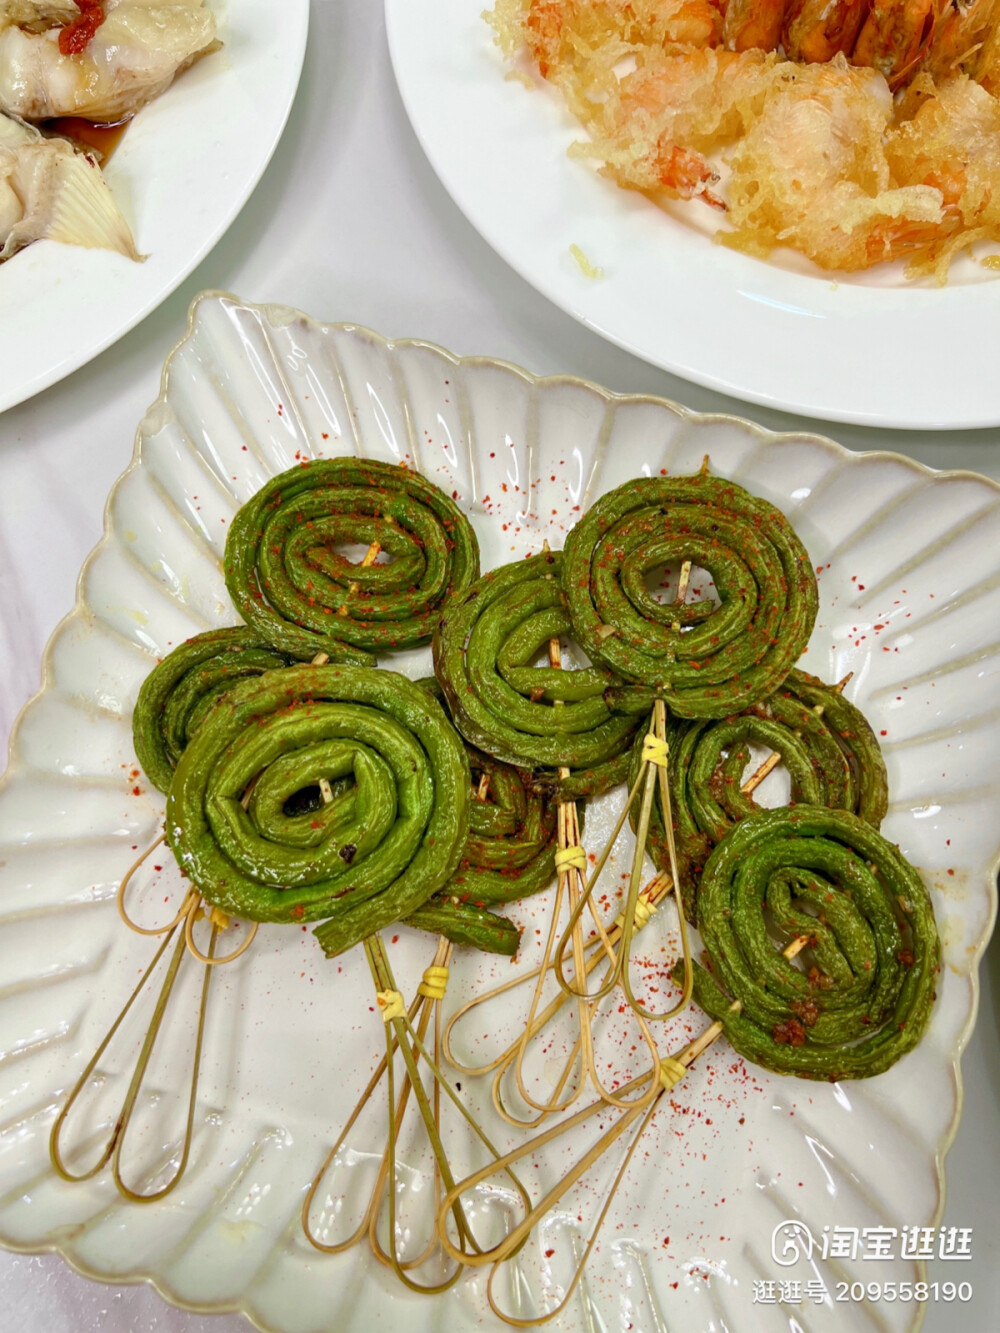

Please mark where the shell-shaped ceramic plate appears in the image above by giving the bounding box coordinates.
[0,292,996,1333]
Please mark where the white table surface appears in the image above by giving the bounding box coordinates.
[0,2,997,1330]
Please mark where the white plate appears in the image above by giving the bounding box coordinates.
[385,0,1000,430]
[0,291,997,1333]
[0,1,308,416]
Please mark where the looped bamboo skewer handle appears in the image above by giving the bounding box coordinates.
[439,930,814,1327]
[49,914,221,1203]
[302,939,470,1284]
[553,700,695,1024]
[361,933,533,1293]
[52,795,259,1202]
[500,630,663,1121]
[440,872,672,1086]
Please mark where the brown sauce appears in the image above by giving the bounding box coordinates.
[42,116,130,164]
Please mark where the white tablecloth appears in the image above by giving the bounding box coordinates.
[0,2,996,1329]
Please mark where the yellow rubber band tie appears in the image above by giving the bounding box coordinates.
[659,1056,689,1091]
[614,893,657,932]
[555,845,587,873]
[642,735,669,767]
[417,965,449,1001]
[376,989,406,1022]
[633,895,657,929]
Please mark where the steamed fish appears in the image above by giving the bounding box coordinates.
[0,0,218,123]
[0,110,139,259]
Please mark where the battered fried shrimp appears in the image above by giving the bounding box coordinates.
[487,0,1000,277]
[723,59,944,270]
[576,47,772,201]
[886,74,1000,275]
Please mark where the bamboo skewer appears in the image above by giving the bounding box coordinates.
[551,560,697,1023]
[441,872,673,1114]
[352,933,532,1293]
[49,766,261,1201]
[476,620,664,1125]
[302,645,533,1289]
[435,672,856,1320]
[303,936,486,1291]
[48,651,359,1201]
[435,933,812,1327]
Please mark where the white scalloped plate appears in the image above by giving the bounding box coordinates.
[0,292,996,1333]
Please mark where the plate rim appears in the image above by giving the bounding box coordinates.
[1,288,997,1332]
[384,0,1000,432]
[0,0,310,417]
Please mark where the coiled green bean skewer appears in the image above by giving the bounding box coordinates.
[135,647,529,957]
[561,472,818,718]
[433,551,641,799]
[408,676,573,954]
[409,747,563,957]
[453,750,560,906]
[628,669,889,922]
[133,626,295,794]
[224,458,480,664]
[165,663,471,958]
[683,805,939,1080]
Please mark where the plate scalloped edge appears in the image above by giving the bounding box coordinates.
[0,289,997,1333]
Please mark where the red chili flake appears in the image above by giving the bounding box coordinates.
[59,1,105,55]
[897,948,915,967]
[544,1248,555,1258]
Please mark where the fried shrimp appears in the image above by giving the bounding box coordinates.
[852,0,949,87]
[887,74,1000,274]
[921,0,1000,82]
[575,47,773,202]
[723,0,789,51]
[782,0,869,62]
[723,58,945,270]
[488,0,1000,278]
